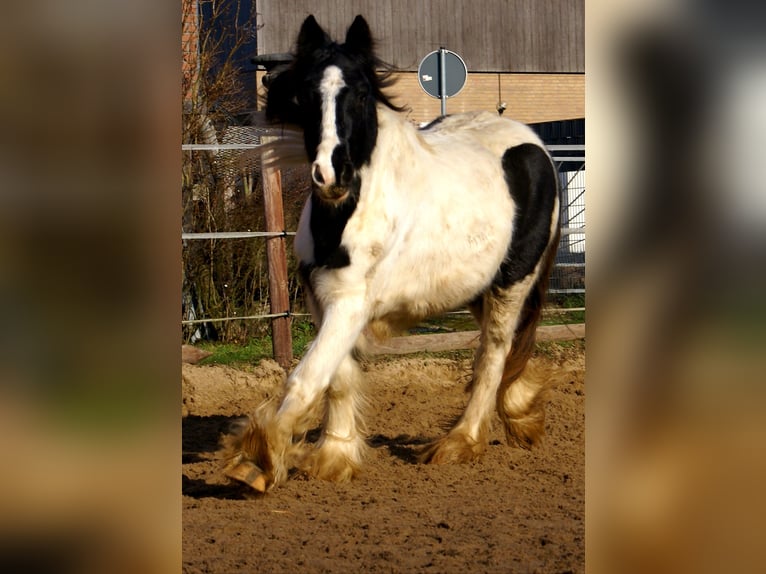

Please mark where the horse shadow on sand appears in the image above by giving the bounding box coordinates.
[182,414,437,498]
[182,414,252,500]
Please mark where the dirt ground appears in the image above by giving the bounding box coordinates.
[182,342,584,573]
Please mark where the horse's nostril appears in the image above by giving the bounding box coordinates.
[340,163,354,186]
[312,163,325,185]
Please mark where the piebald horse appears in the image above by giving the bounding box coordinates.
[223,15,560,492]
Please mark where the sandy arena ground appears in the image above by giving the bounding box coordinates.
[182,342,584,573]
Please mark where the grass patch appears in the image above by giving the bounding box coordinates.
[539,309,584,326]
[534,338,586,362]
[416,296,585,332]
[414,313,478,334]
[195,335,583,367]
[192,299,585,367]
[197,338,273,365]
[541,293,585,325]
[197,318,316,366]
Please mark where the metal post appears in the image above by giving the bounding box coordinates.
[439,47,447,116]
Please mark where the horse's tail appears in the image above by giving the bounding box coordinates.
[496,225,561,448]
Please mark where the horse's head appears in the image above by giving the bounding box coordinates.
[265,15,400,202]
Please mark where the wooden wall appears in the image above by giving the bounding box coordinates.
[256,0,584,73]
[256,70,584,125]
[389,71,585,124]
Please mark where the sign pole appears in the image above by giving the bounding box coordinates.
[439,47,447,116]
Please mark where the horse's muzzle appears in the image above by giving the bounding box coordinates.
[312,159,355,187]
[313,183,350,204]
[312,157,354,203]
[311,161,333,187]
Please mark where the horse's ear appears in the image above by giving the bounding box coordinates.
[297,15,329,59]
[344,15,373,58]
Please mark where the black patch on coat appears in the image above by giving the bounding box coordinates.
[309,174,361,269]
[298,261,320,313]
[494,143,558,289]
[298,261,315,285]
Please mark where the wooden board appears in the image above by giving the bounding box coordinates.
[367,323,584,355]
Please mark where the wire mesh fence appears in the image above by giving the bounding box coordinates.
[550,147,585,294]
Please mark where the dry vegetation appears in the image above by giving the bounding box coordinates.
[182,0,317,343]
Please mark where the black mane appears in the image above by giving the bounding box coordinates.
[263,15,405,126]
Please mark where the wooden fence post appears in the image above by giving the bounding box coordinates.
[261,137,293,368]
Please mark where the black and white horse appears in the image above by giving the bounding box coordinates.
[224,15,560,492]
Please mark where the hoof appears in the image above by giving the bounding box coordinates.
[224,460,269,492]
[419,433,484,465]
[301,437,367,483]
[220,415,278,492]
[303,451,358,483]
[501,409,546,450]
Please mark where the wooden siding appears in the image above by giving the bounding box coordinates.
[257,0,583,73]
[256,70,584,125]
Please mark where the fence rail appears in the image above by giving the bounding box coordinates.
[182,231,296,240]
[182,228,580,240]
[182,143,263,151]
[180,306,585,326]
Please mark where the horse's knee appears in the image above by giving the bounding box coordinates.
[327,353,363,395]
[325,353,367,433]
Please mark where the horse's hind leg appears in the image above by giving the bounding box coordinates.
[303,350,368,482]
[496,351,550,449]
[494,273,552,449]
[421,273,540,464]
[422,144,560,463]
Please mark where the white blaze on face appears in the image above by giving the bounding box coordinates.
[312,65,345,187]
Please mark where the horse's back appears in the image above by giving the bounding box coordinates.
[419,111,546,160]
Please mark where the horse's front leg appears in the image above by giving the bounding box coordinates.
[223,298,367,492]
[303,351,368,482]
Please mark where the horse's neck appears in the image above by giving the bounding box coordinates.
[371,106,426,173]
[374,106,421,157]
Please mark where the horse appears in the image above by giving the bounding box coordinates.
[222,14,561,492]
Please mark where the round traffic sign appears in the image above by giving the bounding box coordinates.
[417,49,467,99]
